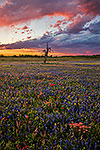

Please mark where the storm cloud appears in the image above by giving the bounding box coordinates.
[0,0,79,26]
[0,0,100,55]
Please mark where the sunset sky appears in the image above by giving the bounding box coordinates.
[0,0,100,56]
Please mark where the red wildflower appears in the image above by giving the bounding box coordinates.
[22,146,29,150]
[1,117,5,121]
[25,115,28,119]
[50,83,55,86]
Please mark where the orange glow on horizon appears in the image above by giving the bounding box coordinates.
[0,48,79,56]
[0,49,42,56]
[0,49,96,56]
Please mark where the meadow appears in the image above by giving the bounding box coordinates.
[0,60,100,150]
[0,55,100,62]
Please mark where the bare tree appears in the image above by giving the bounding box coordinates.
[43,43,51,63]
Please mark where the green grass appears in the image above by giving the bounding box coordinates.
[0,56,100,62]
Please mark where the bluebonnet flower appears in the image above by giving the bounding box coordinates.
[95,142,97,150]
[55,130,57,134]
[54,140,57,146]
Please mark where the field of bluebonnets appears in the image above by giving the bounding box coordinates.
[0,61,100,150]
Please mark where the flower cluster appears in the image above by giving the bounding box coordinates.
[69,121,91,133]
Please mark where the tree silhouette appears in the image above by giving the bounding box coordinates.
[43,43,51,63]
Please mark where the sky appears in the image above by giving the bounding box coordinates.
[0,0,100,56]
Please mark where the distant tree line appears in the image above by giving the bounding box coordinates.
[0,54,52,58]
[0,54,100,58]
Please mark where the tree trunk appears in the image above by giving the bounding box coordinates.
[44,55,47,63]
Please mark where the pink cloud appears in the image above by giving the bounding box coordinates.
[22,25,29,30]
[10,24,14,28]
[45,31,49,34]
[17,28,20,30]
[0,0,79,27]
[54,20,63,28]
[0,0,99,29]
[27,36,31,39]
[50,24,53,27]
[79,0,100,16]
